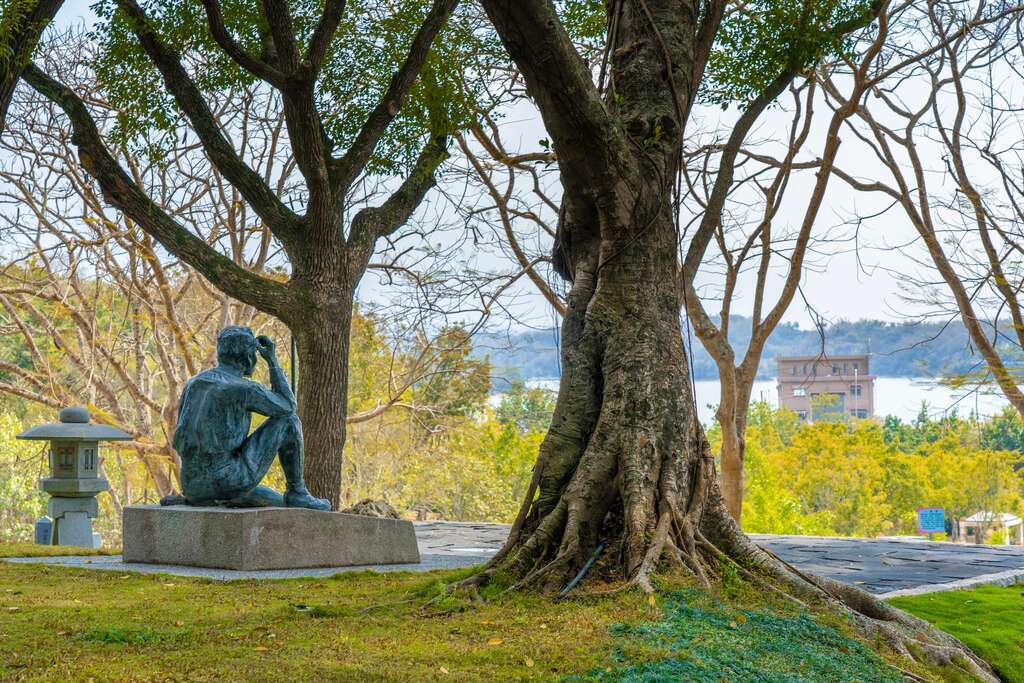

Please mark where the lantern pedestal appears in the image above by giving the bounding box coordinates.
[40,496,104,548]
[38,512,101,548]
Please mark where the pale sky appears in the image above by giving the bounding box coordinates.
[44,0,928,332]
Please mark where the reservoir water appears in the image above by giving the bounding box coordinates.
[519,376,1011,426]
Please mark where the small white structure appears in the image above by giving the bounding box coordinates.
[954,511,1024,545]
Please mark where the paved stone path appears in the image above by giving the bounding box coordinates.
[8,522,1024,597]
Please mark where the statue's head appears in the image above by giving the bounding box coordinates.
[216,326,258,377]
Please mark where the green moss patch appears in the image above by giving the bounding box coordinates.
[76,624,191,645]
[891,584,1024,682]
[578,589,900,682]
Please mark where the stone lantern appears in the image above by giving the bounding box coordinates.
[17,406,131,547]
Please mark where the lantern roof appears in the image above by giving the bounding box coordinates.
[17,406,132,441]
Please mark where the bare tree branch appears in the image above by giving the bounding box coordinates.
[22,63,291,317]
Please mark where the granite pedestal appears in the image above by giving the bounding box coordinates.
[123,505,420,570]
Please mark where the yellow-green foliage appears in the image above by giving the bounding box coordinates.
[333,314,541,521]
[710,403,1023,537]
[337,405,542,522]
[386,417,543,522]
[0,412,47,543]
[986,528,1008,545]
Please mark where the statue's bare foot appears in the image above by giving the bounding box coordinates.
[285,488,331,511]
[159,493,188,506]
[225,486,285,508]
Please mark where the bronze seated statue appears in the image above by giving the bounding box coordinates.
[161,326,329,511]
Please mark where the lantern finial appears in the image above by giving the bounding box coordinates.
[59,406,90,423]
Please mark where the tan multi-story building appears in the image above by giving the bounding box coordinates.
[776,354,874,421]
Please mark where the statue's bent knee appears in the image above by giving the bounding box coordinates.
[273,413,301,432]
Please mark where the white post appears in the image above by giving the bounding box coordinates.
[854,366,859,418]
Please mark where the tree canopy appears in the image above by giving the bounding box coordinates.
[91,0,500,173]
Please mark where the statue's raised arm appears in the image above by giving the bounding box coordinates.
[166,326,330,510]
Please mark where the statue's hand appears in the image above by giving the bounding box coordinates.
[256,335,277,361]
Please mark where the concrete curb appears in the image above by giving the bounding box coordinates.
[3,552,490,581]
[879,567,1024,599]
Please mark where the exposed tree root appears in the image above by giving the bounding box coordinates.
[463,447,998,682]
[700,502,999,682]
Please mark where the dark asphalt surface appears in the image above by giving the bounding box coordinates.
[753,533,1024,594]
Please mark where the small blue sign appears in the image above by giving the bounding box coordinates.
[917,507,945,534]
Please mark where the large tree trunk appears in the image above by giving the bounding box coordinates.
[475,0,725,596]
[489,167,718,590]
[471,1,998,676]
[292,291,353,510]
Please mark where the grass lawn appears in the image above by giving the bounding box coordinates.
[891,584,1024,682]
[0,544,964,682]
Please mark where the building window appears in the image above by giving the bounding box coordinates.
[850,384,862,396]
[832,365,839,375]
[796,411,808,420]
[793,387,806,397]
[790,366,796,375]
[852,409,868,419]
[852,362,859,372]
[802,364,808,375]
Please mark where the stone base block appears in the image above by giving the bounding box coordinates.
[123,505,420,570]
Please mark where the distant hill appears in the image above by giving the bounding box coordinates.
[475,316,982,387]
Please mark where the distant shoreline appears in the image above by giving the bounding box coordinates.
[491,374,952,386]
[476,316,984,383]
[490,376,1010,424]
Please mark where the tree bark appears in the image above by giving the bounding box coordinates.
[716,372,754,523]
[286,245,355,508]
[291,300,352,509]
[502,206,711,593]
